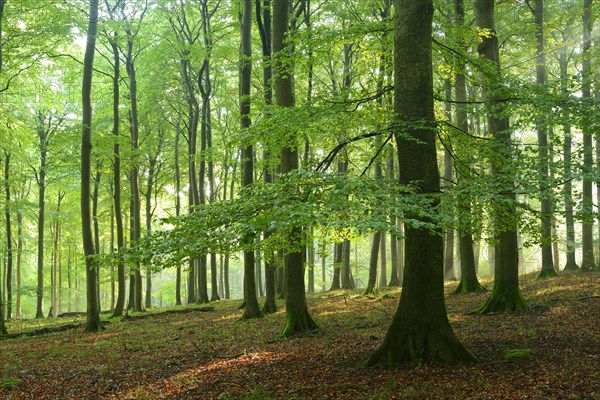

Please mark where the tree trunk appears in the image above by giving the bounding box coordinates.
[106,26,126,317]
[307,232,315,293]
[36,121,47,319]
[174,130,182,305]
[329,242,341,290]
[581,0,595,271]
[16,208,22,319]
[257,0,277,314]
[388,148,401,287]
[92,163,102,311]
[123,19,144,311]
[81,0,102,331]
[533,0,557,279]
[451,0,485,294]
[475,0,526,313]
[366,0,474,365]
[275,0,316,337]
[365,159,384,294]
[4,153,12,319]
[364,232,381,295]
[240,0,261,319]
[443,81,456,282]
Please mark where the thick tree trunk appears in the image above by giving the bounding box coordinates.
[366,0,474,365]
[475,0,526,313]
[81,0,102,331]
[274,0,316,337]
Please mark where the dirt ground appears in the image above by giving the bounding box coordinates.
[1,272,599,399]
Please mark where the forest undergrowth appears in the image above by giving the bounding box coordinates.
[0,272,598,399]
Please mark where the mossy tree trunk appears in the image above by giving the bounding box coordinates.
[274,0,316,337]
[475,0,526,313]
[366,0,474,365]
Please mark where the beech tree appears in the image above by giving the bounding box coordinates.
[366,0,474,365]
[81,0,102,332]
[240,0,261,320]
[274,0,317,337]
[475,0,526,313]
[580,0,594,272]
[450,0,485,294]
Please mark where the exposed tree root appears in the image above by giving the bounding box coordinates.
[451,279,487,295]
[365,327,476,366]
[475,282,527,314]
[279,306,318,338]
[537,268,559,280]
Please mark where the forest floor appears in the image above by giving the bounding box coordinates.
[1,272,599,400]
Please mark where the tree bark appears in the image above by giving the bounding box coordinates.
[366,0,474,365]
[451,0,485,294]
[35,115,47,319]
[81,0,102,332]
[388,148,401,287]
[581,0,595,271]
[174,130,182,305]
[240,0,262,320]
[122,4,145,311]
[533,0,557,279]
[4,153,12,319]
[274,0,316,337]
[364,232,381,295]
[475,0,526,313]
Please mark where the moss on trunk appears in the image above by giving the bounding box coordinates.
[451,279,486,295]
[476,280,527,313]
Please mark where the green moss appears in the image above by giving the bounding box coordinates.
[505,348,534,360]
[0,378,22,388]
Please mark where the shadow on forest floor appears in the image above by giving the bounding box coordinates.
[1,272,599,399]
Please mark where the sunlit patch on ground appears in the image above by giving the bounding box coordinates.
[115,351,287,399]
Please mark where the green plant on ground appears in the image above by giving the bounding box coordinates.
[505,348,534,361]
[0,378,22,388]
